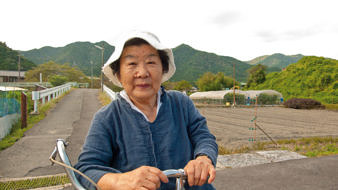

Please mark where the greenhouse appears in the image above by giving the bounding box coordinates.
[189,89,283,105]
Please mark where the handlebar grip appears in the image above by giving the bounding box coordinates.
[163,169,186,179]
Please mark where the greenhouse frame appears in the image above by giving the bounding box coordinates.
[189,90,283,105]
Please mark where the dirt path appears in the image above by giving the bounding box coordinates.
[198,106,338,149]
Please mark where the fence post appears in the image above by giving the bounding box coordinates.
[21,92,27,128]
[32,91,39,113]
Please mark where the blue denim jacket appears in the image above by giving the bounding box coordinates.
[74,89,218,189]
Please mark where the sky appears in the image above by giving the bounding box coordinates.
[1,0,338,61]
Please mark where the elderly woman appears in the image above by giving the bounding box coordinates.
[75,31,218,190]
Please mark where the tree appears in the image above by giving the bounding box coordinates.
[49,75,68,86]
[196,72,237,91]
[0,42,36,71]
[162,81,176,90]
[25,61,89,83]
[320,74,332,89]
[246,64,267,88]
[173,80,192,92]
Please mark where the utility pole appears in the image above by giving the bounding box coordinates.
[90,61,93,88]
[95,45,104,92]
[233,62,236,106]
[18,55,21,82]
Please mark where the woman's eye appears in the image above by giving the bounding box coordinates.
[128,62,136,66]
[147,61,155,64]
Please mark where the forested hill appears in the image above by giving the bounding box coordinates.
[247,53,304,72]
[172,44,251,82]
[250,56,338,104]
[0,42,36,71]
[20,41,114,76]
[21,42,251,82]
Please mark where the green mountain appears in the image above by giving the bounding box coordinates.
[172,44,251,83]
[0,42,36,71]
[247,53,304,72]
[20,41,114,76]
[249,56,338,104]
[20,42,251,83]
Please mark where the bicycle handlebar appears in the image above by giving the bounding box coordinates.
[163,169,186,178]
[50,139,187,190]
[163,169,186,189]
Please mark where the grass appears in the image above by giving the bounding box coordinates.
[0,175,70,189]
[324,104,338,111]
[0,89,72,151]
[218,136,338,157]
[98,91,112,106]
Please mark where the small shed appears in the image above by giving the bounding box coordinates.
[0,70,26,82]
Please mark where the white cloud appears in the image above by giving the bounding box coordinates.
[1,0,338,61]
[211,11,242,27]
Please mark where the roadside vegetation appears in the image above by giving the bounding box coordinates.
[218,136,338,157]
[0,89,72,151]
[0,174,70,190]
[98,91,112,106]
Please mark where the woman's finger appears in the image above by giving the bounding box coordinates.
[141,178,157,190]
[145,174,161,189]
[198,164,209,186]
[207,165,216,184]
[193,163,202,186]
[184,163,195,186]
[148,167,169,184]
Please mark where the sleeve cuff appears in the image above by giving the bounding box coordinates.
[195,152,217,167]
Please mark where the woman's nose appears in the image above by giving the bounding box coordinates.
[135,63,149,78]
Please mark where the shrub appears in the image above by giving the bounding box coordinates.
[49,75,68,86]
[284,98,325,109]
[257,93,279,105]
[224,93,246,105]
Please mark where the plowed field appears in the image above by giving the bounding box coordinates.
[198,106,338,149]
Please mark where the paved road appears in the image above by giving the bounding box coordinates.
[0,89,337,190]
[214,155,338,190]
[0,89,101,178]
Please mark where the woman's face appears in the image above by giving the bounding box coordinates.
[118,44,163,103]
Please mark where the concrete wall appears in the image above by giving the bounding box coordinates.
[0,113,20,140]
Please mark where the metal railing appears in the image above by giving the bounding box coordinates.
[103,85,117,100]
[31,83,76,113]
[0,82,52,88]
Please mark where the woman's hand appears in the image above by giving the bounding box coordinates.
[98,166,168,190]
[184,155,216,187]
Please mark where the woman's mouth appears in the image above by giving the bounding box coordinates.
[136,84,150,88]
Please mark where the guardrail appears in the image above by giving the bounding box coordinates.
[103,85,116,100]
[0,82,52,88]
[31,83,77,113]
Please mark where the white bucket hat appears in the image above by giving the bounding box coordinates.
[102,30,176,87]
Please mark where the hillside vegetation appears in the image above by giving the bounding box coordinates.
[247,53,303,72]
[21,42,252,83]
[0,42,36,71]
[248,56,338,104]
[20,41,114,76]
[172,44,251,82]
